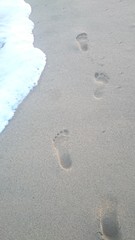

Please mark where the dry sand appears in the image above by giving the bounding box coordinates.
[0,0,135,239]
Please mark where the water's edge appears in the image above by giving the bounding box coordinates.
[0,0,46,133]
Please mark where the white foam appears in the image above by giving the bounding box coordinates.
[0,0,46,133]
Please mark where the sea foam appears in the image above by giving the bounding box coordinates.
[0,0,46,133]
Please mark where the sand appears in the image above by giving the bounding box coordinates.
[0,0,135,239]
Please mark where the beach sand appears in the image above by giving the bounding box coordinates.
[0,0,135,239]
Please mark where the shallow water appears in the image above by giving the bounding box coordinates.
[0,0,46,133]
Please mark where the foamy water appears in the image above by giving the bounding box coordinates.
[0,0,46,133]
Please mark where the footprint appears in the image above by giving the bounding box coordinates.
[94,71,109,99]
[52,129,72,170]
[97,197,121,240]
[95,72,109,84]
[76,33,88,51]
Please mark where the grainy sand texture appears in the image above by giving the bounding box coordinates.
[0,0,135,239]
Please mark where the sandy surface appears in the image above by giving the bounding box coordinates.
[0,0,135,239]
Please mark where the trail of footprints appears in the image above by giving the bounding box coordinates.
[53,36,110,168]
[98,197,122,240]
[52,129,72,170]
[76,32,109,99]
[51,33,121,239]
[53,36,110,169]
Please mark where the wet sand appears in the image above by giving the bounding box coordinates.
[0,0,135,239]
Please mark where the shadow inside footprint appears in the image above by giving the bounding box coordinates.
[101,212,119,238]
[59,152,72,169]
[76,33,88,51]
[53,129,72,170]
[0,41,5,49]
[94,86,104,99]
[98,197,121,240]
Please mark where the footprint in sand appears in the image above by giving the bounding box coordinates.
[76,33,88,51]
[0,41,5,49]
[94,71,109,99]
[52,129,72,170]
[97,197,121,240]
